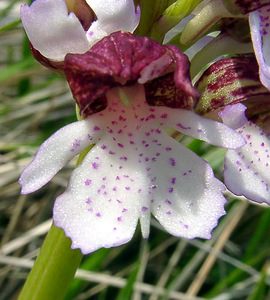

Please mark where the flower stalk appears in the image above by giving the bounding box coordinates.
[19,225,82,300]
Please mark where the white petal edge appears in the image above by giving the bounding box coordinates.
[21,0,90,61]
[53,136,144,254]
[19,118,104,194]
[147,134,226,239]
[249,6,270,91]
[154,107,246,149]
[224,121,270,204]
[86,0,140,44]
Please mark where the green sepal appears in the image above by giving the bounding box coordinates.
[150,0,202,41]
[134,0,172,37]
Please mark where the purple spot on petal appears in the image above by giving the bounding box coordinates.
[93,126,101,131]
[171,177,176,184]
[84,179,92,186]
[169,158,176,167]
[92,162,99,169]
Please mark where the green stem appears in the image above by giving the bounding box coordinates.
[19,224,83,300]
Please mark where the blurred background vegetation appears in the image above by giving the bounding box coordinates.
[0,1,270,299]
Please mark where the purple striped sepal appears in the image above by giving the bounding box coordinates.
[195,54,270,114]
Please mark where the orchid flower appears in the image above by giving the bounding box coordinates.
[220,103,270,204]
[20,0,140,61]
[180,0,270,90]
[19,28,245,254]
[195,54,270,204]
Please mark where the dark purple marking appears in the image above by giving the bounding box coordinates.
[84,179,92,186]
[177,122,191,130]
[117,216,122,222]
[165,199,172,205]
[86,197,92,204]
[168,187,174,193]
[141,206,149,212]
[93,126,101,131]
[96,212,102,217]
[92,162,99,169]
[171,177,176,184]
[169,158,176,167]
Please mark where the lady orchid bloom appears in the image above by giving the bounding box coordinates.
[181,0,270,90]
[196,54,270,204]
[19,0,246,254]
[21,0,140,61]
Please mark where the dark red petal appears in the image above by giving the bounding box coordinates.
[64,31,198,117]
[195,54,270,114]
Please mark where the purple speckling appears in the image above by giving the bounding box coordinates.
[117,216,122,222]
[177,123,191,130]
[93,126,101,131]
[118,143,124,148]
[168,187,174,193]
[169,158,176,167]
[122,208,128,213]
[166,210,172,215]
[84,179,92,186]
[171,177,176,184]
[165,199,172,205]
[96,212,102,217]
[85,197,92,204]
[116,176,120,180]
[92,162,99,169]
[141,206,149,212]
[125,186,130,191]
